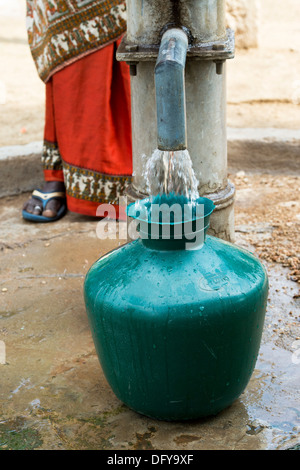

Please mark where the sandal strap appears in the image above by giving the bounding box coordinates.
[32,190,66,201]
[32,190,66,211]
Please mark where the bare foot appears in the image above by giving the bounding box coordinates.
[23,181,66,218]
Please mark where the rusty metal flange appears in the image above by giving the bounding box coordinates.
[116,28,235,64]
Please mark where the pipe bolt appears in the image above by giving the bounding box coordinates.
[212,43,225,51]
[129,63,138,76]
[214,60,225,75]
[125,44,138,52]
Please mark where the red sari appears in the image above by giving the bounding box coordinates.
[42,38,132,219]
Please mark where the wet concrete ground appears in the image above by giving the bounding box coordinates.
[0,173,299,450]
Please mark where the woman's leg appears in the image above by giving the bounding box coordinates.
[23,40,132,220]
[51,40,132,219]
[23,80,66,218]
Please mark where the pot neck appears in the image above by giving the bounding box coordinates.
[140,226,208,251]
[127,195,215,251]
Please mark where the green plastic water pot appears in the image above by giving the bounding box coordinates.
[84,196,268,420]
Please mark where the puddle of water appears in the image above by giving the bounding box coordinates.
[241,342,300,449]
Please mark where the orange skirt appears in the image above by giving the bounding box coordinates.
[42,39,132,219]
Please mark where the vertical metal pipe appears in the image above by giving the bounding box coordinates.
[124,0,235,241]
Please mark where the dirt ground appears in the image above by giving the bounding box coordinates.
[1,0,300,147]
[232,172,300,289]
[231,172,300,349]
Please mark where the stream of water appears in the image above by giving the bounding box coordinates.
[143,149,200,202]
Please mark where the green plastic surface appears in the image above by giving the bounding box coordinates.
[84,221,268,420]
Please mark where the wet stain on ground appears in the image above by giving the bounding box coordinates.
[0,417,43,450]
[133,427,157,450]
[29,408,122,450]
[287,444,300,450]
[174,434,201,445]
[246,423,264,436]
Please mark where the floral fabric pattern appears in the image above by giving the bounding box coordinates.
[26,0,127,82]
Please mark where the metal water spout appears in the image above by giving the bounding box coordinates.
[117,0,236,241]
[155,28,188,151]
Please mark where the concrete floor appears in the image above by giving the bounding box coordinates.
[0,173,299,450]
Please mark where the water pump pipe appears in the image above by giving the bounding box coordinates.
[117,0,236,241]
[155,28,188,151]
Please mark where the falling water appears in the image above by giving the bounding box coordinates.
[143,148,200,202]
